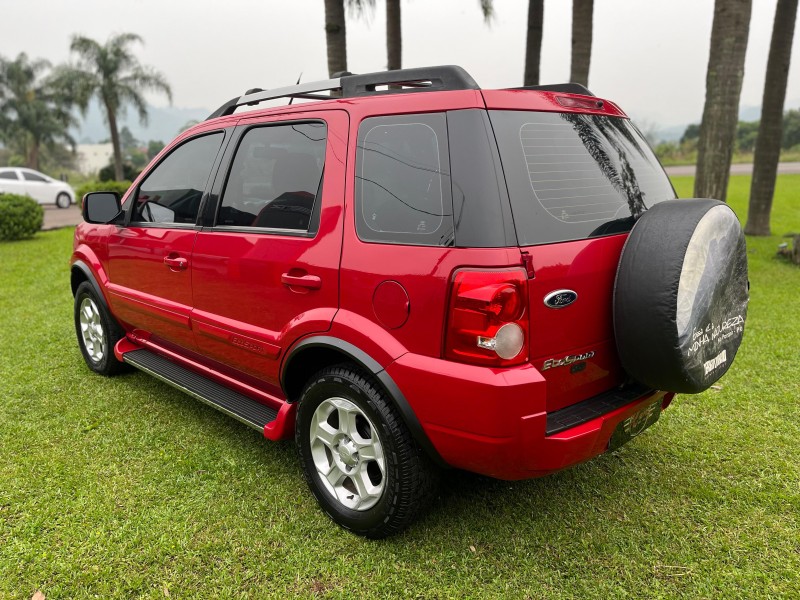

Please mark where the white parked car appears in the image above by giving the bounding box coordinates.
[0,167,75,209]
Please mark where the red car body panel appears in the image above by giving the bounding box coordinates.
[524,235,629,413]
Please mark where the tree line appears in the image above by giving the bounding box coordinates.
[1,1,797,236]
[0,34,171,181]
[324,0,796,236]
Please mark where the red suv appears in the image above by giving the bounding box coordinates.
[72,66,749,538]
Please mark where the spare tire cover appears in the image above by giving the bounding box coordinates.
[614,199,748,393]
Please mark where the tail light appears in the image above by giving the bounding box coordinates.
[444,268,529,367]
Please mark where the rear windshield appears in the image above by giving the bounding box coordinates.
[489,110,676,245]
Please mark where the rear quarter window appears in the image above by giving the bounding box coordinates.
[489,110,676,245]
[355,113,454,246]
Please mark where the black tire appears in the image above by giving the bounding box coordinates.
[74,281,128,376]
[614,199,749,393]
[56,193,71,209]
[296,365,438,538]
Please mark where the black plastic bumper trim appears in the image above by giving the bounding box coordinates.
[546,383,654,436]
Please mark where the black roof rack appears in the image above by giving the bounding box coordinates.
[206,65,480,121]
[511,83,595,96]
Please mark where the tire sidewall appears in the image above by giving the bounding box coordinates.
[56,193,71,209]
[296,371,399,534]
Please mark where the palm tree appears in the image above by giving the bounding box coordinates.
[325,0,349,77]
[56,34,171,181]
[745,0,798,235]
[327,1,494,80]
[0,53,77,170]
[324,0,377,78]
[570,0,593,86]
[386,0,401,71]
[524,0,545,86]
[694,0,752,201]
[384,1,494,73]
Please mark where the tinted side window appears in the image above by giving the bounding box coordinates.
[132,132,223,225]
[218,122,326,231]
[23,172,47,182]
[0,171,18,180]
[355,113,453,246]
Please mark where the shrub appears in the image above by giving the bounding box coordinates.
[75,180,133,202]
[99,162,139,182]
[0,194,44,241]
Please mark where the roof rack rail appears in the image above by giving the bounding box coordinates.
[206,65,480,121]
[511,83,595,96]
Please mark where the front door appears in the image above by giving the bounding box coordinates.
[191,111,348,387]
[107,131,226,351]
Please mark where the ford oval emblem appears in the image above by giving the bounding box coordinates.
[544,289,578,309]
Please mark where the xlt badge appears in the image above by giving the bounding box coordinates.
[542,351,595,371]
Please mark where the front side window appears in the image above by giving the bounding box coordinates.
[355,113,453,246]
[217,122,326,231]
[132,132,224,225]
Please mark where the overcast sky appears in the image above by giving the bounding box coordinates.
[2,0,799,130]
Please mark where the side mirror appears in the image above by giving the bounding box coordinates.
[82,192,122,224]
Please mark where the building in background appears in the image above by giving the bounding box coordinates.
[76,143,113,176]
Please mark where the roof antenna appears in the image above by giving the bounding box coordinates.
[288,72,303,105]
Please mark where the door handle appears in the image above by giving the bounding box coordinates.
[163,255,188,271]
[281,272,322,290]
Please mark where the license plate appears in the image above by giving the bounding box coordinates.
[608,400,661,451]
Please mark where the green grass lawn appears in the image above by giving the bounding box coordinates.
[1,175,798,599]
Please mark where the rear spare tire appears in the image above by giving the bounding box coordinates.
[614,199,748,393]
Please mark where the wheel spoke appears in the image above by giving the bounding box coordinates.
[325,463,346,488]
[311,420,337,448]
[351,463,381,508]
[357,442,382,462]
[337,406,355,436]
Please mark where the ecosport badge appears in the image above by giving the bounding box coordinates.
[542,351,595,371]
[544,289,578,309]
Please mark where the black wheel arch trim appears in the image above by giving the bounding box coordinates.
[71,260,107,304]
[283,336,448,468]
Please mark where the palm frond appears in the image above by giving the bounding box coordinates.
[479,0,495,23]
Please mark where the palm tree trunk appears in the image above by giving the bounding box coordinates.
[744,0,797,235]
[694,0,752,201]
[387,0,401,71]
[104,100,124,181]
[570,0,593,86]
[325,0,348,77]
[27,139,40,171]
[524,0,544,86]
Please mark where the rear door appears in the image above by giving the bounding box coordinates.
[190,110,347,387]
[20,170,51,203]
[107,131,227,351]
[488,107,676,411]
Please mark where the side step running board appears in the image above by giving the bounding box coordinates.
[123,348,278,431]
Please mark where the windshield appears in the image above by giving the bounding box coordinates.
[489,110,676,245]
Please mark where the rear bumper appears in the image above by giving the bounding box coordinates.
[385,352,668,480]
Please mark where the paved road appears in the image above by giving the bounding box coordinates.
[42,204,82,230]
[664,162,800,176]
[41,162,800,231]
